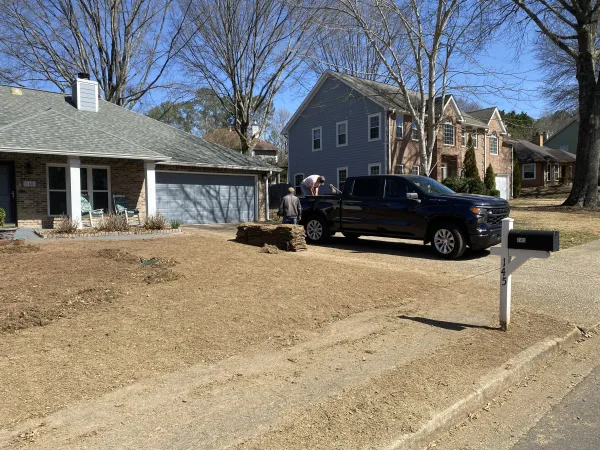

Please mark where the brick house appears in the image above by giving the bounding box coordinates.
[284,71,513,199]
[507,135,576,188]
[0,77,277,228]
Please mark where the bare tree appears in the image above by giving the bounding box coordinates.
[0,0,189,108]
[306,7,400,81]
[179,0,317,155]
[265,108,291,152]
[330,0,493,175]
[508,0,599,207]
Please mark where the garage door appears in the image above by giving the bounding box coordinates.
[156,172,256,224]
[495,174,510,200]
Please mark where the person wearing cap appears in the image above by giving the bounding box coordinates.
[301,175,326,196]
[278,187,302,224]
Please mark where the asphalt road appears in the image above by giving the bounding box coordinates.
[512,366,600,449]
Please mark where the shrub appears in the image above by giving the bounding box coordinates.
[169,219,181,230]
[487,189,501,197]
[443,176,487,195]
[97,214,130,232]
[0,208,5,227]
[144,213,168,230]
[442,177,467,192]
[513,149,521,198]
[55,215,79,234]
[463,135,479,179]
[484,164,496,192]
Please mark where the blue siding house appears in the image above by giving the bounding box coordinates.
[283,72,389,193]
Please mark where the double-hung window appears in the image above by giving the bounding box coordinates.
[411,119,418,140]
[411,166,420,175]
[443,122,455,146]
[368,113,381,141]
[47,164,111,216]
[396,116,403,139]
[294,173,304,193]
[336,121,348,147]
[395,164,405,174]
[337,167,348,191]
[522,164,536,180]
[472,133,478,148]
[312,127,322,151]
[489,133,499,155]
[368,163,381,175]
[47,165,68,216]
[461,128,466,146]
[554,164,561,181]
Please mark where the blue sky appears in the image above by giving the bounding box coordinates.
[274,32,548,120]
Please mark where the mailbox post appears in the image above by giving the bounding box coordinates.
[490,218,559,330]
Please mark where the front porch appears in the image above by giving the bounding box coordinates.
[0,152,154,229]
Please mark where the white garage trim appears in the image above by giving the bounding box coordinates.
[156,170,259,223]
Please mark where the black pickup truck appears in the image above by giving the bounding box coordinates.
[299,175,509,259]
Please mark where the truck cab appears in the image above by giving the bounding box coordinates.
[299,175,509,259]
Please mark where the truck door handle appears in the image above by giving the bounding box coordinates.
[380,203,390,208]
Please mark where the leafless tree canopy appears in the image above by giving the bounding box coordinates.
[265,108,291,153]
[508,0,600,206]
[0,0,188,108]
[306,6,400,81]
[179,0,317,155]
[330,0,493,175]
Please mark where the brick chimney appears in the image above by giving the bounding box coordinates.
[534,132,544,147]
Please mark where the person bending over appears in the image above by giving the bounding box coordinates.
[301,175,325,196]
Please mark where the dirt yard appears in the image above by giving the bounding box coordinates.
[0,227,589,448]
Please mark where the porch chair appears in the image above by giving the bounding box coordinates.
[81,195,104,227]
[113,194,141,225]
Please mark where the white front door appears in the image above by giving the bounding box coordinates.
[495,174,509,200]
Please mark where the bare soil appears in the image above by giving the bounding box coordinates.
[0,228,581,448]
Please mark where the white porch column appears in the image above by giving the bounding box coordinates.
[67,157,82,228]
[145,162,157,217]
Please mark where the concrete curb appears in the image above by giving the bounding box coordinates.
[384,326,583,450]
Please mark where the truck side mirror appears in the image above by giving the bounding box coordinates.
[406,192,420,201]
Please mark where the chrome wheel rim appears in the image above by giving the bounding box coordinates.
[306,220,323,241]
[434,229,455,254]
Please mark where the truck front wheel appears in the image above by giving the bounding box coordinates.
[431,224,466,259]
[304,216,330,244]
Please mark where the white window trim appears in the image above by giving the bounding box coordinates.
[546,163,552,181]
[368,163,382,175]
[411,166,420,175]
[472,133,478,148]
[367,113,381,142]
[312,126,322,152]
[461,128,466,147]
[47,163,112,217]
[337,167,348,190]
[395,164,405,174]
[396,117,403,140]
[554,164,561,181]
[336,120,348,148]
[443,122,455,146]
[522,164,536,180]
[411,119,419,141]
[489,133,499,156]
[293,172,305,191]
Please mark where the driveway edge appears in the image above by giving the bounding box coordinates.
[384,326,583,450]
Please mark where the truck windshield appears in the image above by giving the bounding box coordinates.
[410,177,455,195]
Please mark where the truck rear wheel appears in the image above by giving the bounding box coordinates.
[431,223,466,259]
[304,216,330,244]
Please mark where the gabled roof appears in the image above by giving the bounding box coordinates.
[283,71,499,134]
[462,112,489,129]
[253,140,278,151]
[466,107,508,134]
[0,85,276,171]
[506,138,576,163]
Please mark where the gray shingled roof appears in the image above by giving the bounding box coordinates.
[0,85,275,171]
[462,112,489,129]
[465,107,496,124]
[505,138,576,163]
[331,72,422,111]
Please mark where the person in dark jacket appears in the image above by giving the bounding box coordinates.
[278,187,302,224]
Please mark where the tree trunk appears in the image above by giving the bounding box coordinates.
[564,26,600,207]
